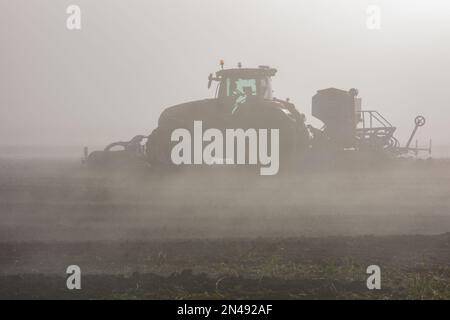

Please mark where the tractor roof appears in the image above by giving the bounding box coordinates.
[216,66,277,78]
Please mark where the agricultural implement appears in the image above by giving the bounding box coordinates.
[85,62,431,172]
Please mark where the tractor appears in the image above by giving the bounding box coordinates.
[85,62,430,172]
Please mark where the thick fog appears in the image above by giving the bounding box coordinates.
[0,0,449,151]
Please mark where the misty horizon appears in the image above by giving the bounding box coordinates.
[1,0,449,149]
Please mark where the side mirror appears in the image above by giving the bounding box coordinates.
[207,73,213,89]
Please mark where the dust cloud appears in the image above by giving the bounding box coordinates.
[1,157,450,242]
[1,1,450,299]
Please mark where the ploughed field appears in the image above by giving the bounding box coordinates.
[0,157,449,299]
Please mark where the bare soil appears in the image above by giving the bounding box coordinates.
[0,158,449,299]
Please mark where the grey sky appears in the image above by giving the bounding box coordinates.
[0,0,449,148]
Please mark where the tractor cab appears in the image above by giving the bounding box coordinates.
[208,64,277,101]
